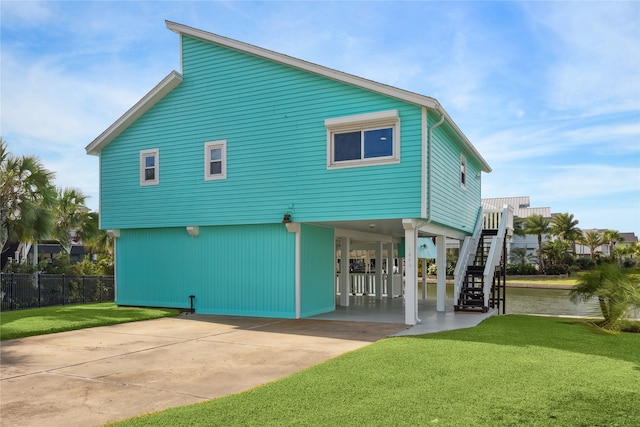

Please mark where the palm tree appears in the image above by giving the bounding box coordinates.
[550,213,581,255]
[569,263,640,331]
[540,239,572,268]
[602,229,622,258]
[580,230,604,259]
[523,214,550,270]
[52,188,95,255]
[0,138,56,256]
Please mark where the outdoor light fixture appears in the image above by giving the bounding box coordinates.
[282,213,291,223]
[186,226,199,237]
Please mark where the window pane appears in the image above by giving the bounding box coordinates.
[145,156,155,167]
[210,161,222,175]
[363,128,393,158]
[210,148,221,161]
[145,168,155,180]
[334,131,361,161]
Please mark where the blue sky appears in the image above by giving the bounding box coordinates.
[2,1,639,235]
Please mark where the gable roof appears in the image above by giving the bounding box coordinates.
[86,71,183,155]
[87,21,491,172]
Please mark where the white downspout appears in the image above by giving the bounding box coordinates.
[427,105,445,223]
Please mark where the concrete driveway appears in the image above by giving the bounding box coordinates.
[1,315,407,427]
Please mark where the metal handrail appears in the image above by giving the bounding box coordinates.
[453,207,484,306]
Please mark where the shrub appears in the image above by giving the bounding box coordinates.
[506,263,538,275]
[575,257,596,270]
[544,264,569,275]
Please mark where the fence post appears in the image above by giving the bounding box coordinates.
[38,272,41,307]
[10,273,15,311]
[62,274,66,305]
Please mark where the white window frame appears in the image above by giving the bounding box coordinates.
[204,140,227,181]
[139,148,159,186]
[325,110,400,169]
[460,154,467,189]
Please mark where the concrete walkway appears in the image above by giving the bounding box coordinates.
[1,315,408,427]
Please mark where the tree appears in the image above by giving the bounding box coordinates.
[550,213,581,255]
[540,239,572,269]
[523,214,550,270]
[580,230,604,259]
[602,229,622,258]
[509,247,536,266]
[52,188,95,255]
[569,263,640,332]
[0,138,56,255]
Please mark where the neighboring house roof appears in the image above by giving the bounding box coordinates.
[620,232,638,243]
[482,196,551,218]
[86,21,491,172]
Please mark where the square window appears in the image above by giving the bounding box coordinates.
[140,149,159,186]
[204,140,227,180]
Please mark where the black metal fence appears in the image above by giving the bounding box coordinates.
[0,273,115,311]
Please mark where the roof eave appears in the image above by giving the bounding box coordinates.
[165,20,490,173]
[165,20,438,109]
[85,70,183,156]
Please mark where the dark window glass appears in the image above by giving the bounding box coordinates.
[145,156,155,168]
[363,128,393,158]
[210,162,222,175]
[145,168,155,181]
[334,131,361,161]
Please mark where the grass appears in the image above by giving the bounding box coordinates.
[507,276,578,286]
[0,303,180,340]
[112,315,640,427]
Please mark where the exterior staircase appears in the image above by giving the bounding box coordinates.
[453,206,512,314]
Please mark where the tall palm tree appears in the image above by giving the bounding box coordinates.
[523,214,550,270]
[540,239,572,268]
[602,229,622,258]
[580,230,604,259]
[0,138,56,256]
[550,213,581,255]
[52,188,94,255]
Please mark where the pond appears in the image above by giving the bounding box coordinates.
[423,283,599,317]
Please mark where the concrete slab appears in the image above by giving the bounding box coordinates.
[1,315,407,427]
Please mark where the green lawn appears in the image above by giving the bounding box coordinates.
[0,303,179,340]
[507,276,578,286]
[112,315,640,427]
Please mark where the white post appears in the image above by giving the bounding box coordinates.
[402,219,419,325]
[436,235,446,312]
[339,237,350,307]
[375,241,383,300]
[421,258,427,299]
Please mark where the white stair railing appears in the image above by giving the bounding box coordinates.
[453,208,484,306]
[482,205,513,307]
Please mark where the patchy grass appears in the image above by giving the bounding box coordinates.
[112,315,640,426]
[0,303,179,340]
[507,276,578,286]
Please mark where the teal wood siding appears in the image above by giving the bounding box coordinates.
[299,224,335,317]
[115,224,296,317]
[100,35,424,230]
[428,112,482,233]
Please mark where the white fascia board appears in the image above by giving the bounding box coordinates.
[437,106,492,173]
[165,21,490,173]
[85,71,183,156]
[165,21,438,109]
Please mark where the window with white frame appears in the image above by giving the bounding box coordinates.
[460,154,467,189]
[140,149,159,186]
[325,110,400,168]
[204,140,227,180]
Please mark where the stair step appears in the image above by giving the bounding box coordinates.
[482,229,498,236]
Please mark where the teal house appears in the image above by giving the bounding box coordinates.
[86,21,492,325]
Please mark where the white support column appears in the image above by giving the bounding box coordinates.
[387,241,395,298]
[285,223,301,318]
[339,237,350,307]
[436,235,446,312]
[375,241,383,300]
[402,219,420,325]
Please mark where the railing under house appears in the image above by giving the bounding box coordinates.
[335,273,403,298]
